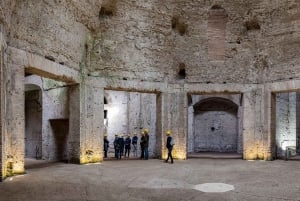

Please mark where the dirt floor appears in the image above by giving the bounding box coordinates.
[0,158,300,201]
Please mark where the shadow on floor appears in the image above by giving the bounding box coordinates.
[25,158,62,170]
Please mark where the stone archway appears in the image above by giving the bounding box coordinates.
[193,97,239,153]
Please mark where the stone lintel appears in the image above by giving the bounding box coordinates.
[8,47,80,83]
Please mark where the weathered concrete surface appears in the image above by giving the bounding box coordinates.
[1,159,300,201]
[8,0,103,70]
[69,82,104,164]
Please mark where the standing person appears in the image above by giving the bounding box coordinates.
[103,134,109,158]
[119,134,125,158]
[143,128,149,160]
[124,134,131,157]
[140,131,145,159]
[165,130,174,164]
[132,133,138,157]
[114,134,120,159]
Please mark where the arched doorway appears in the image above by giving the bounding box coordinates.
[188,95,242,157]
[25,84,42,159]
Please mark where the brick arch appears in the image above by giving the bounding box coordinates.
[193,97,238,114]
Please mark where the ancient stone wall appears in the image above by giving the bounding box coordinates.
[85,0,300,84]
[1,0,299,84]
[0,0,16,33]
[8,0,102,70]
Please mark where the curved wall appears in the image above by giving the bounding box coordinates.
[3,0,300,84]
[7,0,102,70]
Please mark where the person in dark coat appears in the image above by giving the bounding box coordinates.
[124,134,131,157]
[119,134,125,158]
[143,128,149,160]
[114,134,120,159]
[132,133,138,157]
[103,134,109,158]
[165,130,174,164]
[140,131,145,159]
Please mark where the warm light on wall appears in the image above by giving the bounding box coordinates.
[80,149,103,164]
[162,148,187,160]
[244,142,265,160]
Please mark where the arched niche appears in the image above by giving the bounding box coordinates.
[25,84,43,159]
[193,97,238,153]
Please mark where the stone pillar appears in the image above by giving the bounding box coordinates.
[157,89,188,160]
[262,89,275,160]
[2,61,25,177]
[242,89,265,160]
[69,81,104,164]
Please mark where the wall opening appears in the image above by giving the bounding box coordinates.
[25,84,42,160]
[177,63,186,79]
[272,92,300,160]
[188,94,243,157]
[207,5,227,62]
[25,74,70,169]
[103,90,157,160]
[171,16,188,36]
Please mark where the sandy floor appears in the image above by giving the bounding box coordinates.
[0,158,300,201]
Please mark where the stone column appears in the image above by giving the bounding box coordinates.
[157,88,188,160]
[69,81,104,164]
[243,89,265,160]
[261,87,274,160]
[2,62,25,177]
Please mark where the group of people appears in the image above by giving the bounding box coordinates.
[103,129,174,164]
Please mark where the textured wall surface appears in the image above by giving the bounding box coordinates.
[8,0,102,70]
[86,0,300,84]
[3,0,299,84]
